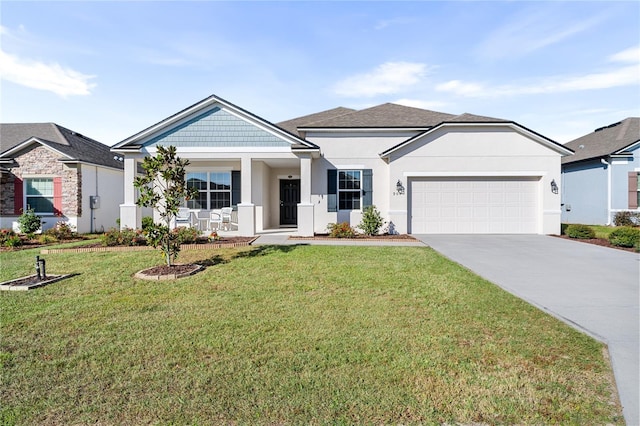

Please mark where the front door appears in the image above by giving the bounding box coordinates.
[280,179,300,226]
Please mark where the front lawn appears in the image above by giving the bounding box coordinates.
[0,245,622,424]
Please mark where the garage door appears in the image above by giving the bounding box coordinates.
[410,177,539,234]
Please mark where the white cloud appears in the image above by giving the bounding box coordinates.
[436,47,640,98]
[0,49,95,97]
[609,45,640,63]
[332,62,429,97]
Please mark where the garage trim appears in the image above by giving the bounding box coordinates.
[404,171,547,178]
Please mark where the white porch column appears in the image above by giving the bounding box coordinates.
[237,156,255,236]
[119,156,141,230]
[297,154,314,237]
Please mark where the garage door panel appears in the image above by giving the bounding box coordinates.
[410,177,539,234]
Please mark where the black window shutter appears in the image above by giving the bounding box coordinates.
[231,171,241,209]
[327,169,337,212]
[362,169,373,207]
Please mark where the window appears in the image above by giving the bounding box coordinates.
[338,170,361,210]
[25,178,54,214]
[185,172,232,210]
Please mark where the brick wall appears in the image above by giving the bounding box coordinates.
[0,145,81,216]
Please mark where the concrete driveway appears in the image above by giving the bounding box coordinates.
[416,234,639,425]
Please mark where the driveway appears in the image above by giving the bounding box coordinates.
[416,235,639,426]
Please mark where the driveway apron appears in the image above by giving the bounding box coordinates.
[416,234,639,425]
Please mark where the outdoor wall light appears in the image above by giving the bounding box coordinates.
[396,179,405,195]
[550,179,558,194]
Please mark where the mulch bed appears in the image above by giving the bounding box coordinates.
[135,264,204,281]
[290,234,419,242]
[554,235,638,253]
[40,237,256,254]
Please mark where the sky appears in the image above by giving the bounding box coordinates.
[1,1,639,146]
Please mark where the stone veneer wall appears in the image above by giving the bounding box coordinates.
[0,145,81,217]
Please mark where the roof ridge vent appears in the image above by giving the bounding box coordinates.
[594,121,621,132]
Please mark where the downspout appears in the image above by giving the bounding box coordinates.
[601,158,611,225]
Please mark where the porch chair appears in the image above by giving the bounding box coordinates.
[175,207,195,228]
[220,207,233,231]
[209,209,223,231]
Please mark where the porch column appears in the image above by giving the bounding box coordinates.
[297,154,314,237]
[237,156,255,236]
[119,156,141,230]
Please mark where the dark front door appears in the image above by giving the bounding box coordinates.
[280,179,300,226]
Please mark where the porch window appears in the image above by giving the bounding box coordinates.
[338,170,361,210]
[25,178,54,214]
[185,172,232,210]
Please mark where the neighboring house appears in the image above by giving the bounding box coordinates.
[112,94,572,236]
[561,117,640,225]
[0,123,125,233]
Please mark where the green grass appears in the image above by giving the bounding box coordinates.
[0,244,622,424]
[588,225,617,239]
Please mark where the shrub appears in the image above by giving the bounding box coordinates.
[44,221,75,240]
[17,208,41,235]
[560,223,570,235]
[565,224,596,239]
[613,211,640,227]
[38,234,58,244]
[1,229,22,248]
[172,226,199,244]
[358,205,385,236]
[608,227,640,248]
[100,227,146,247]
[327,222,357,238]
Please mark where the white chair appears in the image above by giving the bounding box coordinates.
[175,208,194,228]
[220,207,233,230]
[209,209,223,231]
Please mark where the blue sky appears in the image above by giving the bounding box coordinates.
[1,1,638,146]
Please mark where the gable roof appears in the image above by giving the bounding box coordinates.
[113,94,319,151]
[0,123,124,170]
[562,117,640,164]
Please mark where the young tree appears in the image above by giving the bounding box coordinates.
[134,145,197,266]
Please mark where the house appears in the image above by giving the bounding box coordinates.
[0,123,125,233]
[561,117,640,225]
[111,94,572,236]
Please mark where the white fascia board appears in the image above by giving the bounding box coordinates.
[0,137,74,160]
[613,139,640,154]
[403,171,547,177]
[113,95,314,149]
[381,122,573,158]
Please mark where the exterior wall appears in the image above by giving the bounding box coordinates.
[561,161,608,224]
[306,131,413,234]
[80,165,125,233]
[0,145,81,232]
[308,127,563,235]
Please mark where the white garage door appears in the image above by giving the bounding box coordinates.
[410,177,540,234]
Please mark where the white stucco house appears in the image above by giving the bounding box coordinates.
[111,94,573,236]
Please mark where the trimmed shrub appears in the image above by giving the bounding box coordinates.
[608,227,640,248]
[44,221,76,240]
[17,208,41,235]
[565,224,596,239]
[100,227,146,247]
[327,222,357,238]
[560,223,570,235]
[173,226,199,244]
[358,205,385,236]
[613,211,640,227]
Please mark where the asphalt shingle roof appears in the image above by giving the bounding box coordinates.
[0,123,123,170]
[278,103,508,133]
[562,117,640,164]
